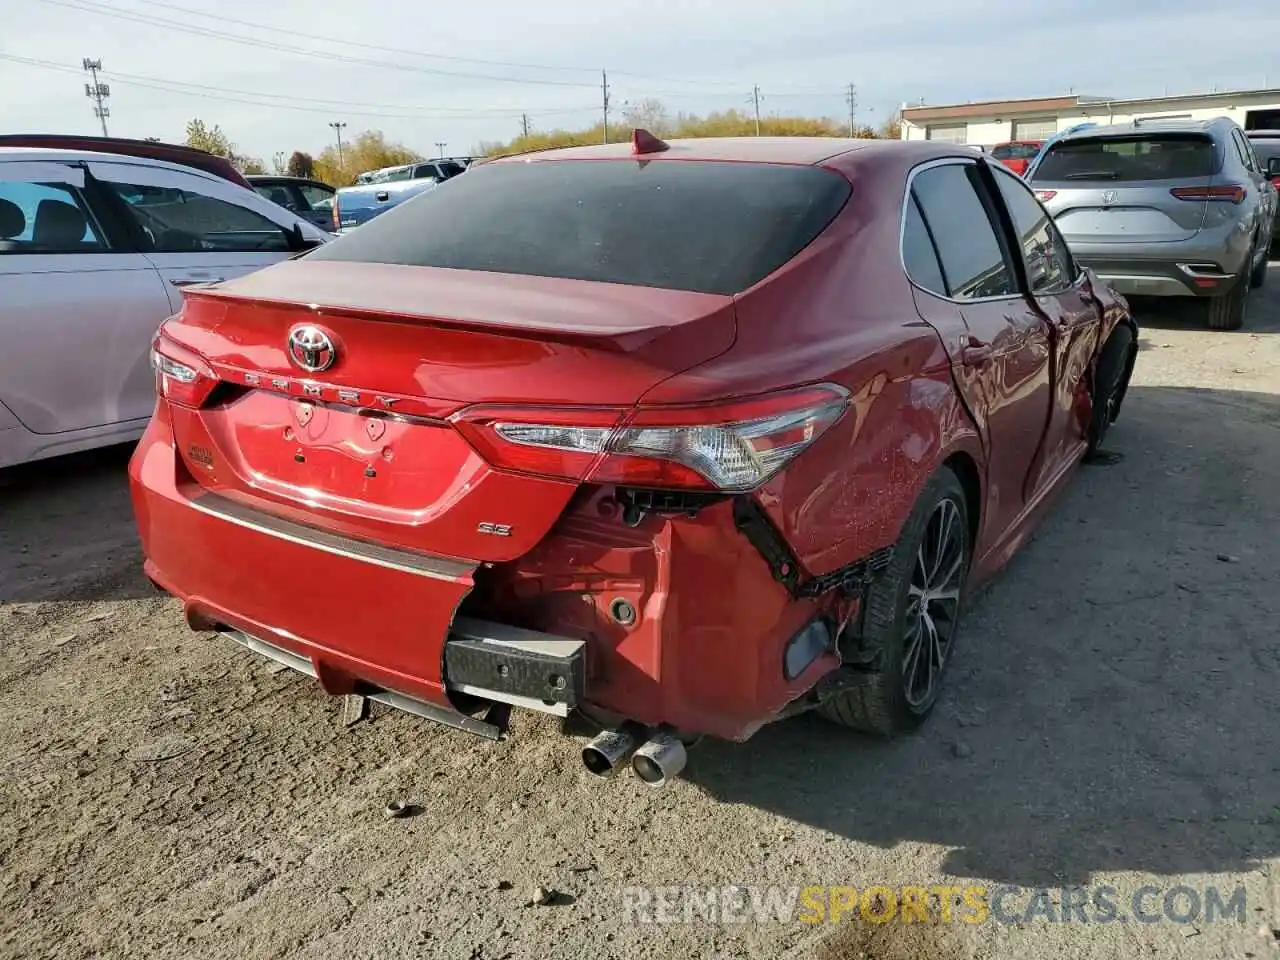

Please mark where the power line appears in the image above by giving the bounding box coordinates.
[82,57,110,136]
[126,0,599,75]
[36,0,599,88]
[0,54,598,121]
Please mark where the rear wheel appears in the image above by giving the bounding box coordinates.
[1204,270,1248,331]
[1249,242,1268,289]
[1085,323,1136,458]
[818,467,971,735]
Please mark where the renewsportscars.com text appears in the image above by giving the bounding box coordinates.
[620,884,1249,926]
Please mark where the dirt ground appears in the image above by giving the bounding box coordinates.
[3,268,1279,960]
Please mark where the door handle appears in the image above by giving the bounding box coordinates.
[961,338,993,365]
[170,276,224,287]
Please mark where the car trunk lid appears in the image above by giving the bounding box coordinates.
[157,258,736,562]
[1031,130,1220,244]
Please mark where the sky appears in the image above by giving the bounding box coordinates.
[3,0,1279,163]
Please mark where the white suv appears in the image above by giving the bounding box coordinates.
[0,147,330,469]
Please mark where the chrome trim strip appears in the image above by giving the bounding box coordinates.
[189,493,476,582]
[219,627,504,740]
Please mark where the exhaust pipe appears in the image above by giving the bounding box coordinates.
[582,728,638,778]
[630,732,688,788]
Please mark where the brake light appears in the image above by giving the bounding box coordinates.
[151,331,218,407]
[1170,184,1246,203]
[1034,190,1057,202]
[1270,176,1280,189]
[453,384,851,492]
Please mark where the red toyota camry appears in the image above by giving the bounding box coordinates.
[131,132,1137,787]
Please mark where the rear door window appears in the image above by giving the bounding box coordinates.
[0,181,106,254]
[902,195,947,296]
[309,160,852,296]
[909,163,1016,300]
[1031,133,1219,182]
[990,166,1072,294]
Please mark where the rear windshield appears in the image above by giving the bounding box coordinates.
[992,143,1039,160]
[307,159,852,295]
[1031,133,1219,182]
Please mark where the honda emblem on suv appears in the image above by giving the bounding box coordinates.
[1101,190,1118,206]
[287,325,337,373]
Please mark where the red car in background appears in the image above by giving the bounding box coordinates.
[131,132,1137,787]
[990,139,1044,176]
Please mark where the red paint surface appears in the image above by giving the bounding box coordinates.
[130,139,1134,741]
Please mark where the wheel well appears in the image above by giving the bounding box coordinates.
[944,451,982,546]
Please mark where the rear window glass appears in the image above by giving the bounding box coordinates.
[992,143,1039,160]
[1250,138,1280,165]
[1031,134,1218,182]
[308,159,851,295]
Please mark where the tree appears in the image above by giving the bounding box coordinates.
[620,98,671,136]
[479,102,885,157]
[238,157,268,175]
[313,130,422,186]
[286,150,316,179]
[184,118,234,157]
[878,110,903,141]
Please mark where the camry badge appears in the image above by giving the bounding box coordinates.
[287,324,337,373]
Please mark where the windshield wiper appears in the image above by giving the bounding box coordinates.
[1063,171,1121,180]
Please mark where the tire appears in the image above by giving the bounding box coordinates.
[1249,243,1268,290]
[1206,267,1248,331]
[818,467,972,735]
[1085,322,1135,458]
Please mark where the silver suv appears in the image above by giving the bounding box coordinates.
[1027,117,1276,330]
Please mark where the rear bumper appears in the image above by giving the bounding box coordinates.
[130,410,845,742]
[1072,255,1244,298]
[131,416,587,738]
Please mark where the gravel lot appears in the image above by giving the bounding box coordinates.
[3,268,1278,960]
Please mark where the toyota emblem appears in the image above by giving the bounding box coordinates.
[287,325,337,373]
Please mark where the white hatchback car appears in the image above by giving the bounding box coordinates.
[0,147,330,469]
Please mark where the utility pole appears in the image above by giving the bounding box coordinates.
[601,70,611,144]
[435,141,447,158]
[520,113,530,138]
[82,59,110,136]
[328,121,347,168]
[751,85,761,136]
[845,82,858,137]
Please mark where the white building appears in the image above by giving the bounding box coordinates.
[899,88,1280,146]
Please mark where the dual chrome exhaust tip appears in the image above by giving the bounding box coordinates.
[581,727,688,787]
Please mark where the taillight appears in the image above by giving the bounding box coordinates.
[1034,190,1057,202]
[1170,184,1246,203]
[453,384,851,492]
[1270,176,1280,190]
[151,331,218,408]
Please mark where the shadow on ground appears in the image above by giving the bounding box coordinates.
[0,444,152,603]
[685,384,1280,888]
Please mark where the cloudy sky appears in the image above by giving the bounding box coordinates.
[3,0,1278,162]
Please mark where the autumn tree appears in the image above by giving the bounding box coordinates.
[185,118,234,157]
[286,150,316,179]
[480,102,886,157]
[620,98,671,136]
[183,117,266,174]
[313,130,421,186]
